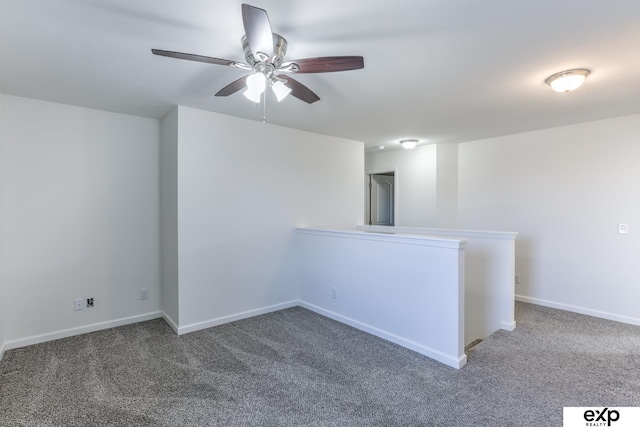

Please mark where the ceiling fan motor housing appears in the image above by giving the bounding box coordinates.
[242,33,287,68]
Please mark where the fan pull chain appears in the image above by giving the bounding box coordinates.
[262,91,267,124]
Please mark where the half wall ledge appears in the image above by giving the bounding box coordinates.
[295,227,466,369]
[357,225,518,347]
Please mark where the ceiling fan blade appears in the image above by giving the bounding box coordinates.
[278,75,320,104]
[281,56,364,73]
[151,49,248,69]
[215,75,250,97]
[241,4,273,60]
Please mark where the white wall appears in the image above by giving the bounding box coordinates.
[160,107,179,330]
[0,96,161,346]
[296,228,466,369]
[435,143,459,227]
[458,114,640,324]
[366,145,437,226]
[357,224,517,345]
[175,107,364,330]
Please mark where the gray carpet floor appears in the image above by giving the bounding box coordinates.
[1,302,639,426]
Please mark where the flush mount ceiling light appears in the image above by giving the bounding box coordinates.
[400,139,418,149]
[546,69,590,93]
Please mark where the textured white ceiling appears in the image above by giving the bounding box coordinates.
[1,0,639,150]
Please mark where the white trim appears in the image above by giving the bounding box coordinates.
[365,168,397,176]
[357,225,518,240]
[0,302,470,369]
[501,320,517,331]
[3,311,163,352]
[298,301,467,370]
[177,300,299,335]
[516,295,640,327]
[161,311,179,334]
[296,227,465,250]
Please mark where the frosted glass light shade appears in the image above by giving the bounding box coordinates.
[271,80,292,102]
[243,88,262,103]
[246,72,266,92]
[400,139,418,149]
[546,69,590,93]
[243,72,267,103]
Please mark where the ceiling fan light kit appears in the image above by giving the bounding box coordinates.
[152,4,364,106]
[546,69,590,92]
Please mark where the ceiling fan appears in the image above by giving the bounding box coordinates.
[152,4,364,104]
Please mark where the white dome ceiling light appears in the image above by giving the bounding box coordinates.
[400,139,418,150]
[546,69,590,93]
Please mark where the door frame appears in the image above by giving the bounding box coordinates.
[365,168,399,226]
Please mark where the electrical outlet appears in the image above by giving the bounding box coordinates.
[515,274,521,285]
[618,224,629,234]
[139,288,148,300]
[331,287,338,300]
[86,297,94,308]
[74,298,84,311]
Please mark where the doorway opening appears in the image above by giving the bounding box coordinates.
[367,172,395,226]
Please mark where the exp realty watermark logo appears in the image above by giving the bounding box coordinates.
[564,407,640,427]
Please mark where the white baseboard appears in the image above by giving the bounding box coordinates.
[161,311,179,334]
[501,320,517,331]
[298,301,467,370]
[3,311,163,352]
[1,301,471,370]
[177,300,299,335]
[516,295,640,327]
[1,302,299,355]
